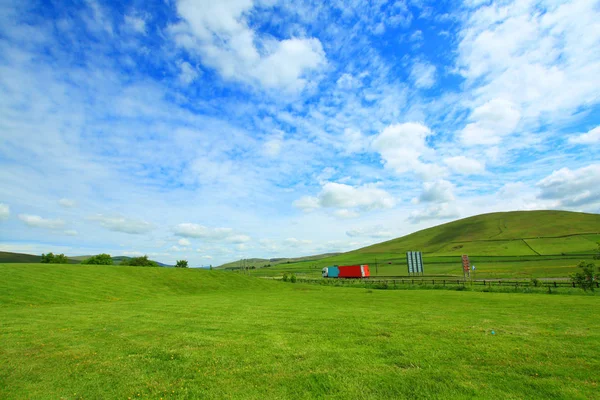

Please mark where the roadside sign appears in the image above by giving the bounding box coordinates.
[462,255,470,278]
[406,251,424,275]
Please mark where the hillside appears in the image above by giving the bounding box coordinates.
[345,210,600,257]
[217,252,342,269]
[0,252,170,266]
[243,210,600,278]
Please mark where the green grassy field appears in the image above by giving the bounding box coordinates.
[229,211,600,279]
[1,263,599,399]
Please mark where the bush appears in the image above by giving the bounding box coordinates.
[121,255,157,267]
[531,278,540,287]
[175,260,189,268]
[41,252,69,264]
[571,261,598,291]
[82,254,113,265]
[290,273,297,283]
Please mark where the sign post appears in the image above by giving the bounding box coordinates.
[461,255,470,280]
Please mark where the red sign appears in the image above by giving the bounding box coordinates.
[461,255,470,273]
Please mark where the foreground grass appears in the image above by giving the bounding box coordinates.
[1,264,599,399]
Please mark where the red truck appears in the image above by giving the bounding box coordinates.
[338,264,370,278]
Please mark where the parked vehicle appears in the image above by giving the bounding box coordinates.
[322,265,370,278]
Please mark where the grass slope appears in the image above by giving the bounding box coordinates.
[217,253,342,269]
[245,211,600,279]
[1,263,598,399]
[353,210,600,256]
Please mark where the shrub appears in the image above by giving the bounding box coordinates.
[82,254,113,265]
[121,255,157,267]
[290,273,297,283]
[571,261,598,291]
[282,273,289,282]
[175,260,189,268]
[531,278,540,287]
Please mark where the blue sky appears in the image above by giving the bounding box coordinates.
[1,0,599,266]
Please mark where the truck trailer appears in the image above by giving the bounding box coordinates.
[322,265,370,278]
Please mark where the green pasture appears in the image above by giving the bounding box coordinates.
[245,255,596,279]
[1,263,599,399]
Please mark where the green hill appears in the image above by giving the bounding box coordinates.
[245,210,600,279]
[217,253,342,269]
[0,252,171,266]
[350,210,600,257]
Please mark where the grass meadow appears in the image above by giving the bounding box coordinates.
[1,263,599,399]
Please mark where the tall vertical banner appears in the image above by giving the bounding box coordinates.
[406,251,424,275]
[461,255,470,278]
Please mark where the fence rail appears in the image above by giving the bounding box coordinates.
[292,277,599,290]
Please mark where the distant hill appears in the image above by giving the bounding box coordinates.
[316,210,600,266]
[0,252,43,264]
[217,253,342,269]
[0,252,171,267]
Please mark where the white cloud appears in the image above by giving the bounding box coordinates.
[457,0,600,138]
[408,203,460,223]
[294,182,396,212]
[18,214,66,229]
[346,226,393,239]
[292,196,321,212]
[371,122,442,178]
[174,223,250,244]
[0,203,9,220]
[178,238,191,246]
[333,209,359,219]
[336,73,362,90]
[178,61,199,85]
[124,14,146,34]
[64,230,78,236]
[263,131,284,157]
[170,0,326,92]
[174,223,232,239]
[444,156,485,175]
[284,237,312,247]
[568,126,600,145]
[536,164,600,208]
[89,214,154,234]
[460,98,521,145]
[340,128,366,154]
[410,61,436,89]
[225,234,251,243]
[417,180,455,203]
[58,198,76,208]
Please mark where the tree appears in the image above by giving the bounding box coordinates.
[41,252,55,263]
[175,260,189,268]
[82,254,113,265]
[571,261,599,291]
[54,254,69,263]
[41,253,69,264]
[121,255,157,267]
[595,242,600,260]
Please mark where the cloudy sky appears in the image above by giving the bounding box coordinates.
[1,0,599,266]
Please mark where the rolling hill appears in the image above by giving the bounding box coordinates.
[240,210,600,278]
[0,252,171,266]
[216,253,342,269]
[347,210,600,257]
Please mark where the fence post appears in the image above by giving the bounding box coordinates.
[554,281,557,288]
[572,282,575,288]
